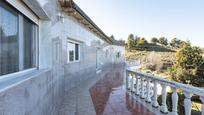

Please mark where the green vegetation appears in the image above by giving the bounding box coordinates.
[170,43,204,87]
[159,37,168,46]
[126,34,204,114]
[126,34,204,86]
[151,37,159,44]
[127,34,135,51]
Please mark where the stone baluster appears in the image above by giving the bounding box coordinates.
[128,73,132,90]
[126,71,129,90]
[171,87,178,115]
[132,75,136,93]
[152,80,159,108]
[130,74,134,92]
[200,96,204,115]
[184,91,193,115]
[146,78,151,103]
[135,75,140,96]
[160,83,168,114]
[140,77,145,99]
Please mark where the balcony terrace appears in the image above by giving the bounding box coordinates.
[51,61,204,115]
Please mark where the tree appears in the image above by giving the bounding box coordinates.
[159,37,168,46]
[127,34,135,50]
[135,36,139,46]
[110,35,115,40]
[170,38,182,48]
[171,43,204,86]
[151,37,159,44]
[137,37,148,46]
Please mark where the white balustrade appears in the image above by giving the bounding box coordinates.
[161,83,168,113]
[132,75,136,93]
[146,78,151,103]
[127,73,132,90]
[152,80,159,108]
[171,87,178,115]
[200,96,204,115]
[126,72,129,90]
[184,91,193,115]
[126,69,204,115]
[140,77,145,99]
[135,75,140,95]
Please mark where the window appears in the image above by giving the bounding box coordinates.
[0,1,38,76]
[67,40,80,63]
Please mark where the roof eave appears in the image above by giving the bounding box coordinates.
[59,0,113,44]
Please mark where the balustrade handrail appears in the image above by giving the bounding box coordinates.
[126,68,204,97]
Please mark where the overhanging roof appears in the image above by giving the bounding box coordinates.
[59,0,113,44]
[22,0,50,20]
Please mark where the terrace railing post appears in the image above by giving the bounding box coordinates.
[126,71,129,90]
[160,83,168,114]
[140,77,145,99]
[135,75,140,96]
[152,80,159,108]
[130,74,134,92]
[184,91,193,115]
[146,78,151,103]
[132,75,136,93]
[127,73,132,90]
[171,87,178,115]
[126,69,204,115]
[200,96,204,115]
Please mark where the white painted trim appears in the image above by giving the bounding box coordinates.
[0,68,37,81]
[67,39,82,63]
[6,0,39,25]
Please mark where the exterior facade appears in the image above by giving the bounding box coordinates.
[0,0,125,115]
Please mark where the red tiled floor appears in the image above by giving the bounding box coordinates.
[89,69,155,115]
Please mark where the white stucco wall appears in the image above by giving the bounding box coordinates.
[0,0,125,115]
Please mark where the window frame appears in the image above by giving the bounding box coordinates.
[67,39,81,63]
[0,1,39,77]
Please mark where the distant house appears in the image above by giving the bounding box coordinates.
[0,0,125,114]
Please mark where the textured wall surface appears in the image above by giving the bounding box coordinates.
[0,0,125,115]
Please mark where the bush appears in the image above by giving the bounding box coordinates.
[143,52,163,72]
[170,43,204,87]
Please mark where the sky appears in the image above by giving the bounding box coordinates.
[74,0,204,47]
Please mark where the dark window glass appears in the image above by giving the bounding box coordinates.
[0,1,19,75]
[0,1,37,76]
[68,42,75,62]
[69,50,74,62]
[23,17,36,69]
[75,44,79,60]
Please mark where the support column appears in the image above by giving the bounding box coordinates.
[152,80,159,108]
[132,75,136,93]
[127,73,132,90]
[200,96,204,115]
[146,78,151,103]
[126,71,129,90]
[171,87,178,115]
[140,77,145,99]
[160,83,168,114]
[184,91,193,115]
[135,75,140,96]
[130,74,134,92]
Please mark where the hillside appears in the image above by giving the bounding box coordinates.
[126,44,176,77]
